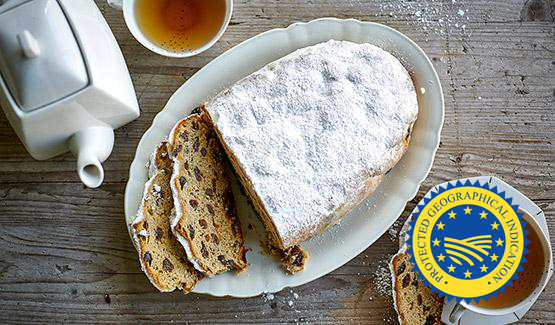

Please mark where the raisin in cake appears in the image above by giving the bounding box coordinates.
[203,40,418,249]
[169,112,247,276]
[132,141,203,293]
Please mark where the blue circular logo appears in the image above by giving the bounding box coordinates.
[430,204,506,280]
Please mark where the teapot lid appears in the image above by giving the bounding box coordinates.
[0,0,88,112]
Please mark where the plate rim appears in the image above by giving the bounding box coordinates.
[124,17,445,297]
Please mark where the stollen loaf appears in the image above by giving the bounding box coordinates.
[204,40,418,248]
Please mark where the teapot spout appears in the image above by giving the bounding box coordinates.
[68,126,114,188]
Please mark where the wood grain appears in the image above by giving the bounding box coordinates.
[0,0,553,324]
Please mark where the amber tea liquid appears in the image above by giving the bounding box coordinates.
[471,218,546,309]
[135,0,226,52]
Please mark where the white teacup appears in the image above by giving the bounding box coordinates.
[107,0,233,57]
[442,209,553,324]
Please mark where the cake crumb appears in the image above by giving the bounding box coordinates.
[263,292,275,301]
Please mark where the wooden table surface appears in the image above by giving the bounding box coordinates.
[1,0,554,324]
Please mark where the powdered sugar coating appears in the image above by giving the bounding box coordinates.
[205,40,418,247]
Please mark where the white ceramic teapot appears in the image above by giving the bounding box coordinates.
[0,0,139,188]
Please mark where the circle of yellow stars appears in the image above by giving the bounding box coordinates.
[432,206,505,280]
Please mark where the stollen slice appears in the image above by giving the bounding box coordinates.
[390,216,443,325]
[132,141,203,293]
[169,111,247,276]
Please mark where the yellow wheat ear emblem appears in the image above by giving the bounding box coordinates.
[444,235,492,266]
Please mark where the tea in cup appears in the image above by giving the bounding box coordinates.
[108,0,233,57]
[443,209,553,324]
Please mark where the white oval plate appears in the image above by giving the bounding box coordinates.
[124,18,444,297]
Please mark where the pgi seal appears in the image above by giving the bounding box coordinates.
[407,179,529,303]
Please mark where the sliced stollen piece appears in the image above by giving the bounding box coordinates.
[390,250,443,325]
[169,112,247,276]
[132,141,203,293]
[203,40,418,249]
[390,215,443,325]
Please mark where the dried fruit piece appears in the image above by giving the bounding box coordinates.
[396,261,406,275]
[265,239,308,274]
[201,243,209,258]
[424,316,436,325]
[207,204,215,215]
[179,176,187,189]
[162,258,174,272]
[193,138,200,151]
[144,252,152,265]
[194,166,202,181]
[191,107,201,115]
[402,274,411,288]
[188,225,195,239]
[155,227,163,241]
